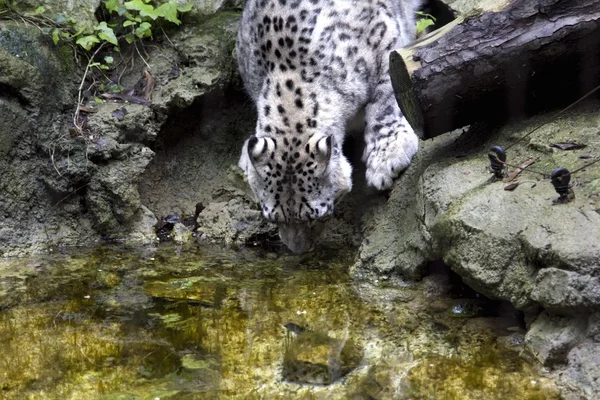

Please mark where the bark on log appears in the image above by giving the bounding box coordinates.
[390,0,600,139]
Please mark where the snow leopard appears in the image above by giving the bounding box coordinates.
[237,0,420,253]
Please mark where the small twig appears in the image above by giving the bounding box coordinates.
[74,42,106,132]
[134,41,152,71]
[160,26,175,47]
[49,144,64,177]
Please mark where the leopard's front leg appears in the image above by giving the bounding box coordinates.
[362,79,419,190]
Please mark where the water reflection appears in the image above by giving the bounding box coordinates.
[0,245,558,399]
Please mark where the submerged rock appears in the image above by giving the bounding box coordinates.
[447,299,489,318]
[281,330,363,385]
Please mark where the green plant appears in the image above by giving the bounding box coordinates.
[27,0,193,132]
[38,0,192,54]
[73,0,193,51]
[416,11,436,35]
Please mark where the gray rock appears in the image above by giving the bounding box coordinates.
[181,0,244,18]
[86,145,154,235]
[357,102,600,314]
[5,0,101,31]
[532,268,600,314]
[559,340,600,400]
[151,12,241,115]
[196,197,275,246]
[0,23,74,109]
[587,313,600,342]
[170,222,192,243]
[524,311,587,366]
[355,104,600,396]
[126,205,158,244]
[0,22,96,256]
[351,133,461,281]
[87,103,159,145]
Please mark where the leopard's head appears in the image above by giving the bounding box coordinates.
[239,133,352,253]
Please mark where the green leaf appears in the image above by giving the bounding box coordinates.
[416,18,435,34]
[135,21,152,38]
[123,20,136,27]
[124,0,158,19]
[104,56,114,64]
[177,2,193,13]
[155,2,180,25]
[72,26,86,37]
[95,21,119,46]
[124,11,140,21]
[76,34,100,51]
[34,6,45,14]
[94,96,104,104]
[104,0,118,13]
[51,28,60,45]
[125,33,136,44]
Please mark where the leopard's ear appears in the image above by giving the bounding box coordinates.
[307,135,334,176]
[316,136,332,160]
[247,135,276,168]
[238,137,252,174]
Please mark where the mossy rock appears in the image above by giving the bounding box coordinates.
[282,331,363,385]
[0,21,75,110]
[2,0,101,31]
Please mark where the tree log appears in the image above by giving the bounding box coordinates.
[390,0,600,139]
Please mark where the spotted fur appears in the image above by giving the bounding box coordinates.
[237,0,420,252]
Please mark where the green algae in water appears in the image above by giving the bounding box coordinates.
[0,245,559,399]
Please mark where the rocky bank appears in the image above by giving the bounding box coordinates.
[352,104,600,398]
